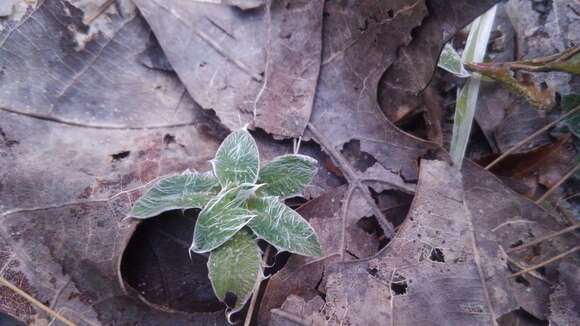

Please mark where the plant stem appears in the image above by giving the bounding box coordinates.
[243,246,271,326]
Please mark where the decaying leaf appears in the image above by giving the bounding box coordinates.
[494,102,552,154]
[0,0,228,324]
[378,0,499,124]
[2,0,578,324]
[548,263,580,325]
[462,160,580,321]
[133,0,324,138]
[271,160,517,325]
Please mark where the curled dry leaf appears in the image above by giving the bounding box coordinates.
[132,0,324,138]
[271,160,518,325]
[3,0,578,324]
[0,0,228,324]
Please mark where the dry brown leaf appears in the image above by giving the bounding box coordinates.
[133,0,324,138]
[271,160,517,325]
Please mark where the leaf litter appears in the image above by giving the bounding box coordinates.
[0,0,579,325]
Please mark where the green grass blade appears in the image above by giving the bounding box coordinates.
[450,5,497,167]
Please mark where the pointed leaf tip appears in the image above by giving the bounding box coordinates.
[258,154,318,198]
[213,128,260,187]
[247,197,322,257]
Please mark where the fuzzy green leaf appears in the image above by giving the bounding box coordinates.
[191,186,256,253]
[130,171,219,219]
[247,197,322,256]
[213,128,259,187]
[258,154,317,198]
[208,229,262,319]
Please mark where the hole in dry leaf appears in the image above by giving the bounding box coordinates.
[429,248,445,263]
[341,139,377,172]
[356,216,389,251]
[121,209,224,313]
[390,281,408,295]
[284,196,308,209]
[395,112,428,139]
[510,240,524,248]
[460,302,485,314]
[111,150,130,161]
[163,134,176,145]
[514,275,531,287]
[371,189,414,228]
[367,267,379,277]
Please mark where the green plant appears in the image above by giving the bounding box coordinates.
[437,5,497,167]
[129,128,322,320]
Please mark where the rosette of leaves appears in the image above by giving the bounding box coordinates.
[130,128,322,321]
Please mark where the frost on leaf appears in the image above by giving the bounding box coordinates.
[191,185,256,253]
[258,154,318,198]
[208,229,262,319]
[247,197,322,257]
[131,171,219,219]
[213,128,260,187]
[437,43,470,78]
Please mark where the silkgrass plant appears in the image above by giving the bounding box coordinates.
[130,127,322,321]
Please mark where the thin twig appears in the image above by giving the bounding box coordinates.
[84,0,115,24]
[485,105,580,170]
[535,162,580,205]
[307,123,395,237]
[509,245,580,278]
[243,246,271,326]
[0,276,77,326]
[504,256,552,285]
[499,246,551,284]
[506,223,580,254]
